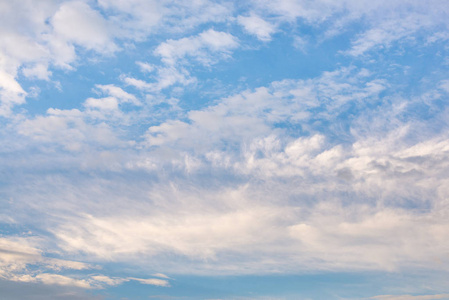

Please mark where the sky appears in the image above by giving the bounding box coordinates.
[1,0,449,299]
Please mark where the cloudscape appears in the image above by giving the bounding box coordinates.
[1,1,449,299]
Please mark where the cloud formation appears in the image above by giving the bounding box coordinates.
[4,65,449,277]
[1,0,449,299]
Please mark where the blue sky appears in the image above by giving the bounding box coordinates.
[1,0,449,299]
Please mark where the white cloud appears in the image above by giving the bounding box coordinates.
[0,237,42,274]
[152,273,170,279]
[51,1,116,53]
[85,97,119,111]
[90,275,127,286]
[136,61,155,73]
[3,63,449,278]
[83,84,142,115]
[10,272,171,290]
[142,67,385,152]
[0,237,92,273]
[123,77,152,90]
[0,236,94,288]
[250,0,336,23]
[162,0,232,31]
[21,63,52,80]
[238,14,277,41]
[439,80,449,93]
[124,66,196,92]
[9,271,170,290]
[293,35,308,52]
[45,258,92,271]
[98,0,232,40]
[90,275,169,287]
[0,69,27,115]
[17,108,123,151]
[0,2,449,298]
[154,29,239,66]
[2,0,446,120]
[39,155,449,275]
[0,1,114,115]
[0,0,234,115]
[52,201,287,262]
[288,208,449,270]
[97,0,163,40]
[50,69,449,273]
[95,84,140,106]
[346,14,427,56]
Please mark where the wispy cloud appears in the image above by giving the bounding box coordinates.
[4,65,449,276]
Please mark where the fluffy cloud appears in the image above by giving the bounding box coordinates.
[123,29,239,92]
[84,84,141,112]
[2,0,446,117]
[154,29,239,66]
[97,0,163,39]
[3,65,448,276]
[0,69,27,115]
[238,14,277,41]
[17,108,122,151]
[250,0,449,55]
[0,0,233,115]
[143,67,386,153]
[124,66,196,92]
[0,1,116,115]
[98,0,232,39]
[51,1,116,53]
